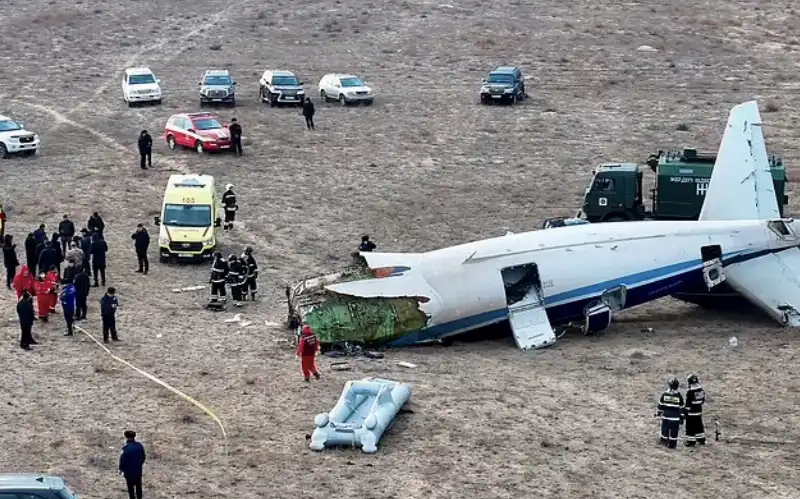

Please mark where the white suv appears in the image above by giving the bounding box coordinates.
[259,70,305,107]
[0,114,40,158]
[122,67,162,106]
[318,74,374,106]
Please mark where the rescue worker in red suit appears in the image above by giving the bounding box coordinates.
[45,266,60,315]
[296,324,321,382]
[34,273,54,321]
[12,265,36,300]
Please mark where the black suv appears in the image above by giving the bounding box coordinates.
[0,474,78,498]
[480,66,527,105]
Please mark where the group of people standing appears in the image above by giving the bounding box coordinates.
[208,247,258,309]
[656,374,707,449]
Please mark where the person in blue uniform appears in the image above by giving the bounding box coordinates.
[60,281,76,336]
[119,429,146,499]
[683,374,707,446]
[100,286,120,343]
[657,377,684,449]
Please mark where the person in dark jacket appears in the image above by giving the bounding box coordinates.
[131,224,150,274]
[62,259,78,285]
[302,97,315,130]
[49,233,64,277]
[73,268,90,320]
[87,212,105,235]
[138,130,153,170]
[17,290,36,350]
[222,184,237,231]
[241,246,258,301]
[33,223,46,244]
[2,234,19,290]
[90,232,109,287]
[38,241,58,279]
[119,430,146,499]
[24,233,38,275]
[60,282,77,337]
[79,228,92,273]
[228,118,243,156]
[657,377,685,449]
[100,286,119,342]
[358,235,376,252]
[58,214,75,254]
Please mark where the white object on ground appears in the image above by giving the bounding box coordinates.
[397,361,417,369]
[729,336,738,347]
[239,321,253,328]
[224,314,242,323]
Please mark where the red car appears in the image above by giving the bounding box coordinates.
[164,112,232,153]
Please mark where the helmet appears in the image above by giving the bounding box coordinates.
[225,183,233,191]
[687,374,699,385]
[245,246,253,255]
[668,377,680,390]
[228,254,237,261]
[214,252,222,259]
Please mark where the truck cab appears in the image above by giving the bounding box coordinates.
[581,163,644,222]
[154,174,222,262]
[580,148,788,223]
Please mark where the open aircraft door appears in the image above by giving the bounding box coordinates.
[501,263,557,350]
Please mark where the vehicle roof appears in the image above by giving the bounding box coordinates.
[169,112,220,121]
[125,67,154,74]
[596,162,639,173]
[491,66,520,73]
[203,69,230,75]
[327,73,360,79]
[164,175,216,196]
[0,114,12,121]
[266,70,296,76]
[0,474,65,491]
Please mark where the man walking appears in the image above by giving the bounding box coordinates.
[296,324,321,382]
[100,286,120,343]
[2,234,19,290]
[74,267,90,321]
[119,430,146,499]
[228,118,243,156]
[131,224,150,274]
[302,97,315,130]
[222,184,238,231]
[138,130,153,169]
[17,290,36,350]
[656,377,684,449]
[60,281,76,337]
[91,232,109,287]
[58,214,75,254]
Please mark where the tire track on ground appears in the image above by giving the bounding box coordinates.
[50,0,252,132]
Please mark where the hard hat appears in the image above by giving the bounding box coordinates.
[668,377,680,390]
[225,183,233,190]
[687,374,699,385]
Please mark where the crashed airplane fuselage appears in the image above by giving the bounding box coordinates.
[287,100,800,350]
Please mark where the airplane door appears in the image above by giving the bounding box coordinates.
[501,263,557,350]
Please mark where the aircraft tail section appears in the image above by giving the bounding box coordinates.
[699,100,780,222]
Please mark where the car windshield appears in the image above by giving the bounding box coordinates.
[204,75,232,85]
[163,204,212,227]
[0,119,22,132]
[192,118,222,130]
[272,76,299,86]
[340,78,364,87]
[129,74,156,85]
[487,73,514,84]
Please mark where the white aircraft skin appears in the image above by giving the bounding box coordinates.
[305,100,800,349]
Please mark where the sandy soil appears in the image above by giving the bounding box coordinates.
[1,0,799,497]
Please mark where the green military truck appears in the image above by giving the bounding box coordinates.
[578,148,788,223]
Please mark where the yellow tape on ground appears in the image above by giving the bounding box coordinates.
[74,325,228,445]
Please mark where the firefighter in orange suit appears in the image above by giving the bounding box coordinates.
[34,273,53,321]
[296,324,321,382]
[45,266,60,315]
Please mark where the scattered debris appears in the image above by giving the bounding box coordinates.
[637,45,658,52]
[397,361,417,369]
[729,336,738,347]
[239,321,253,328]
[172,285,206,293]
[224,314,242,323]
[265,321,280,327]
[641,327,654,333]
[330,362,351,371]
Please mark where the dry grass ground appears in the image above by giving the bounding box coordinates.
[1,0,799,497]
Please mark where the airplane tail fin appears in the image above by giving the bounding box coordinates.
[698,100,780,222]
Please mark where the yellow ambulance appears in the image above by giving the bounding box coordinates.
[154,174,222,262]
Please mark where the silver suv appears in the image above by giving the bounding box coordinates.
[198,69,236,106]
[0,474,78,498]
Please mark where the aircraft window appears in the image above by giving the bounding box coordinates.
[592,177,615,192]
[768,220,791,237]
